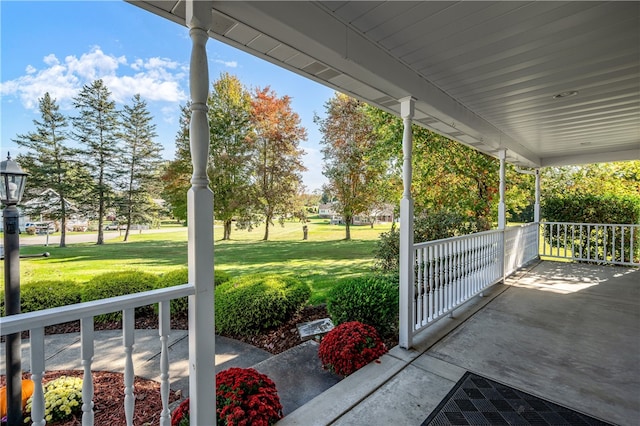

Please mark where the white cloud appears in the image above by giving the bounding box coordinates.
[0,46,187,110]
[43,54,59,66]
[214,59,238,68]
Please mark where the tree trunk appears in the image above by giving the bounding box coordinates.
[345,216,351,241]
[263,215,271,241]
[223,220,232,240]
[59,199,67,248]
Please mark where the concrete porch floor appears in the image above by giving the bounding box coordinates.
[279,261,640,425]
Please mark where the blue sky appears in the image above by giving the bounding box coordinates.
[0,1,334,191]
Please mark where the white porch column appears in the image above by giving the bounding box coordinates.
[497,149,507,229]
[399,96,415,349]
[186,2,216,424]
[534,169,541,223]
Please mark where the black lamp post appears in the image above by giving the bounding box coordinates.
[1,152,27,425]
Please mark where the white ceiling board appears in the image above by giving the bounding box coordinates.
[131,0,640,167]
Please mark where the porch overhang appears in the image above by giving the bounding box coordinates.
[130,1,639,167]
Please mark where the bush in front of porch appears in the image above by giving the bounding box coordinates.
[214,274,311,336]
[327,274,398,338]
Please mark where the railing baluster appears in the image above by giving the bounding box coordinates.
[81,317,95,425]
[428,245,434,322]
[159,300,171,426]
[422,247,428,326]
[30,327,46,426]
[417,246,423,326]
[123,308,135,426]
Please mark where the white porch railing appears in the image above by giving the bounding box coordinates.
[541,222,640,266]
[0,284,195,426]
[504,222,539,276]
[411,223,539,338]
[408,221,639,341]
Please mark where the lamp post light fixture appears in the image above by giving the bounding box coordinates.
[1,152,28,425]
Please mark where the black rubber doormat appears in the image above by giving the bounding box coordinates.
[421,371,613,426]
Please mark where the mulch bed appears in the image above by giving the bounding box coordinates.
[0,370,179,426]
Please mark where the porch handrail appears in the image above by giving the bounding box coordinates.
[541,221,639,266]
[0,284,195,426]
[0,284,194,334]
[409,223,539,342]
[412,228,504,335]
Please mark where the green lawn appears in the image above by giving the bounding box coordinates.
[5,217,393,305]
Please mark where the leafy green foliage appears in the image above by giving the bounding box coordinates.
[0,280,81,316]
[366,106,499,228]
[209,73,255,240]
[543,193,640,262]
[81,271,159,322]
[374,210,488,273]
[161,104,192,222]
[215,274,310,336]
[327,274,399,337]
[315,94,385,240]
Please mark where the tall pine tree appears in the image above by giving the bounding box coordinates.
[118,94,162,241]
[72,79,120,245]
[14,93,86,247]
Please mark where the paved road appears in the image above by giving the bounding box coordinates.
[8,226,187,248]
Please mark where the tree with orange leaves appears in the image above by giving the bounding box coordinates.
[249,87,307,240]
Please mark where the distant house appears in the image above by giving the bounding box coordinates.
[318,202,338,218]
[323,203,396,225]
[23,188,88,231]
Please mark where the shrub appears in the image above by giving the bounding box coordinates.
[543,193,640,262]
[0,280,81,316]
[81,271,159,323]
[24,376,82,424]
[156,268,232,315]
[327,274,399,337]
[171,368,283,426]
[215,274,310,336]
[318,321,387,376]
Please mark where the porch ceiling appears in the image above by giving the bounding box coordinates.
[131,1,640,168]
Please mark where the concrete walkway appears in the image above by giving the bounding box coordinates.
[280,261,640,425]
[0,331,270,398]
[1,330,340,415]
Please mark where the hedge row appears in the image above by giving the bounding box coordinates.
[0,267,231,319]
[2,269,400,341]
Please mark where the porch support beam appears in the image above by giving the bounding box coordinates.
[498,149,506,230]
[534,169,541,223]
[186,1,216,424]
[399,96,415,350]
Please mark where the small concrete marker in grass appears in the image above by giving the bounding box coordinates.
[297,318,334,341]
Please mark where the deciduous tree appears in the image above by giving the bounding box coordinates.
[250,87,307,240]
[161,104,192,222]
[316,94,385,240]
[208,73,254,240]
